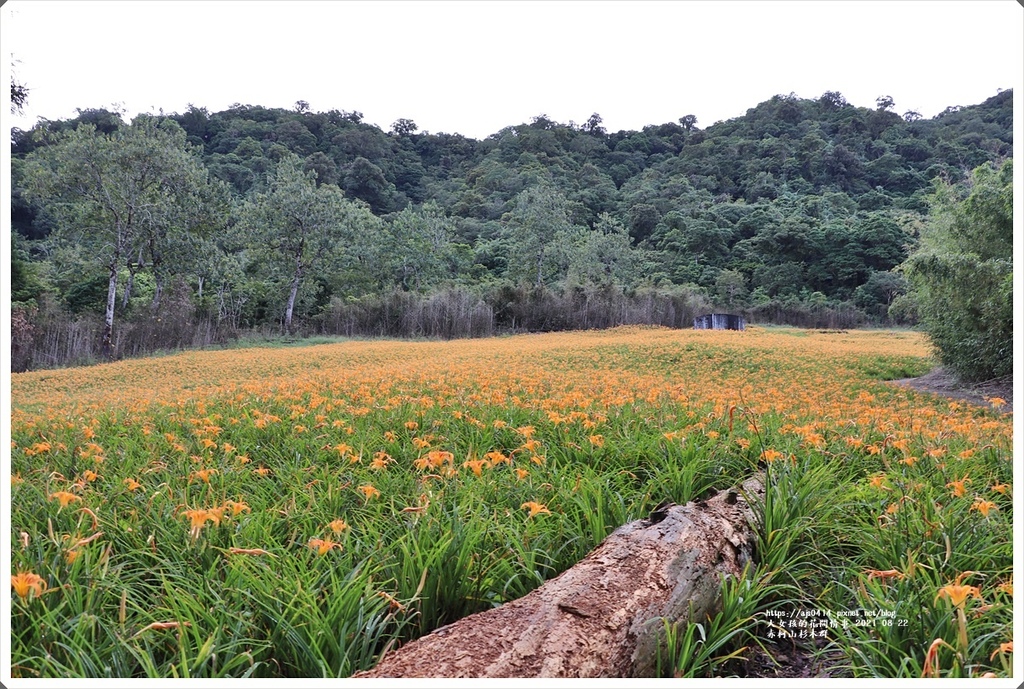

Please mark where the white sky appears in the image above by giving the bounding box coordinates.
[2,0,1022,139]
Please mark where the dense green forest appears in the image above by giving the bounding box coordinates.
[9,88,1013,371]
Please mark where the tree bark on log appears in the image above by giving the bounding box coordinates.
[355,475,764,678]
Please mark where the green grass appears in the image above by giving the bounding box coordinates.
[9,329,1013,678]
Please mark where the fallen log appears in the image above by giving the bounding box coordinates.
[355,475,764,678]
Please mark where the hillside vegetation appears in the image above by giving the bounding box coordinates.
[10,89,1013,370]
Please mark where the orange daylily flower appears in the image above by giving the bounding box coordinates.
[205,506,225,527]
[357,484,380,501]
[11,571,47,599]
[516,425,536,438]
[50,491,82,508]
[521,501,551,517]
[190,469,217,484]
[308,537,341,556]
[328,519,349,534]
[370,451,393,469]
[223,500,250,517]
[414,450,452,470]
[946,476,971,498]
[484,450,510,465]
[971,499,998,518]
[463,459,488,476]
[990,641,1013,660]
[868,473,889,490]
[936,583,983,609]
[183,509,211,538]
[921,638,951,678]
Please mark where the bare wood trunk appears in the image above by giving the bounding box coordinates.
[284,251,303,335]
[284,275,300,334]
[102,261,118,360]
[356,476,763,679]
[152,272,164,310]
[122,269,134,308]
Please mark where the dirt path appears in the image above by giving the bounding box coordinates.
[889,367,1013,413]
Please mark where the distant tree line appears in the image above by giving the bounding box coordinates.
[9,89,1013,372]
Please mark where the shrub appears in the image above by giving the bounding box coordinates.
[902,160,1012,382]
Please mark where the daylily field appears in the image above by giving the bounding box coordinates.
[7,326,1014,678]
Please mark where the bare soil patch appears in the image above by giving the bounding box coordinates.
[742,637,845,678]
[889,366,1012,414]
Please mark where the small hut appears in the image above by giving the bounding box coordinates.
[693,313,745,331]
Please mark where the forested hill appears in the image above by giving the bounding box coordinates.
[10,89,1012,368]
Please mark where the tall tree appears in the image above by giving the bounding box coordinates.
[499,186,576,287]
[715,268,749,307]
[22,117,220,357]
[901,159,1012,381]
[384,202,461,291]
[238,155,380,333]
[567,213,641,288]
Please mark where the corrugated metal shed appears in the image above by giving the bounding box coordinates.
[693,314,746,330]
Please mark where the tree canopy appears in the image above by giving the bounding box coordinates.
[901,159,1012,382]
[21,117,223,356]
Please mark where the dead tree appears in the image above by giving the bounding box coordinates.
[356,475,764,678]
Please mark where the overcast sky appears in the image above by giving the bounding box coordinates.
[2,0,1022,139]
